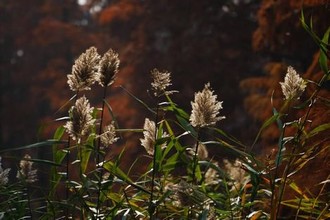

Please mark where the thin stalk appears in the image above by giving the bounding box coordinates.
[311,174,330,219]
[276,95,319,219]
[65,92,78,219]
[149,101,160,219]
[274,66,327,218]
[295,197,303,220]
[191,130,200,184]
[270,103,291,219]
[26,185,33,220]
[96,87,107,218]
[188,130,200,219]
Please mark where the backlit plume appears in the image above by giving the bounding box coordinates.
[64,96,95,141]
[280,66,306,100]
[151,68,172,97]
[190,83,225,128]
[0,157,10,185]
[97,49,120,87]
[16,154,38,183]
[100,121,119,148]
[67,46,101,91]
[140,118,168,155]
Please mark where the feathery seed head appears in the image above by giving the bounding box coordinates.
[196,143,208,160]
[16,154,38,183]
[204,163,219,185]
[187,143,209,160]
[97,49,120,87]
[0,157,10,185]
[140,118,168,155]
[64,96,95,141]
[223,159,248,191]
[280,66,306,100]
[190,83,225,128]
[151,68,172,97]
[100,121,119,148]
[67,46,100,91]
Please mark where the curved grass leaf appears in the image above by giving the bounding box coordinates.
[306,123,330,138]
[120,85,156,114]
[0,139,67,153]
[103,160,151,195]
[209,127,246,149]
[250,112,281,152]
[319,27,330,80]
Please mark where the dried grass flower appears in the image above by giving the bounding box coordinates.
[97,49,120,87]
[204,163,219,185]
[280,66,306,100]
[190,83,225,128]
[0,157,10,185]
[140,118,168,155]
[151,68,173,97]
[16,154,38,183]
[166,180,210,208]
[223,159,248,191]
[100,121,119,148]
[196,143,208,160]
[187,143,209,160]
[64,96,95,141]
[67,46,100,91]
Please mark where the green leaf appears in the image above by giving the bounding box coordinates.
[162,152,180,173]
[48,127,67,199]
[319,27,330,76]
[120,85,156,114]
[307,123,330,138]
[104,99,120,130]
[250,113,281,152]
[274,108,285,166]
[52,126,66,164]
[204,140,250,158]
[176,115,197,137]
[28,158,62,166]
[79,136,94,173]
[209,127,246,149]
[103,160,151,194]
[198,209,208,220]
[0,139,67,153]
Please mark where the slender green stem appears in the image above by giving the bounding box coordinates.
[191,130,200,184]
[26,185,33,219]
[96,87,107,218]
[149,101,160,219]
[188,130,200,219]
[65,92,78,219]
[270,103,291,218]
[276,81,323,218]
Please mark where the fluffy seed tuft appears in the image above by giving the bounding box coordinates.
[190,83,225,127]
[0,157,10,185]
[97,49,120,87]
[151,69,173,97]
[16,154,38,183]
[64,96,95,141]
[280,66,306,100]
[140,118,168,155]
[100,121,119,148]
[67,46,100,91]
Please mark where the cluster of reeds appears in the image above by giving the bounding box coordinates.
[0,12,329,220]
